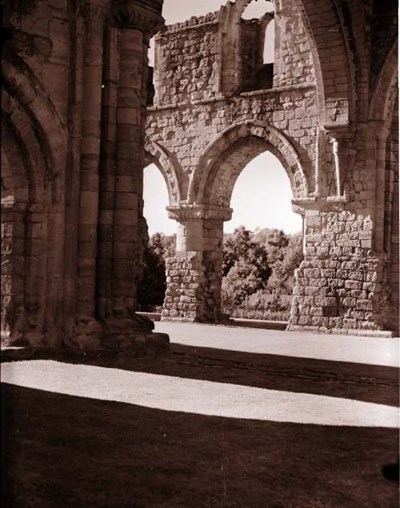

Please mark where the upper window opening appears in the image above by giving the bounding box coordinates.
[242,0,274,20]
[147,36,156,106]
[240,1,275,91]
[263,18,275,63]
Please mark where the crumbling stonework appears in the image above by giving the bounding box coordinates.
[1,0,398,345]
[1,0,169,352]
[146,0,399,336]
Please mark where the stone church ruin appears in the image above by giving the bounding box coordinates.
[1,0,398,350]
[147,0,399,337]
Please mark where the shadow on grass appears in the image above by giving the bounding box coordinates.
[3,343,398,406]
[2,384,399,508]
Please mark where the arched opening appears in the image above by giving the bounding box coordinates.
[226,151,302,234]
[184,123,308,324]
[241,0,274,20]
[221,149,303,322]
[241,0,275,91]
[263,18,275,64]
[138,163,176,313]
[147,36,156,106]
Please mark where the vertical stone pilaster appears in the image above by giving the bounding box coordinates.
[110,26,143,317]
[1,200,27,345]
[77,0,108,312]
[97,24,119,321]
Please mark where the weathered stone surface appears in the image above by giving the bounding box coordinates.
[146,0,398,337]
[1,0,169,351]
[1,0,398,343]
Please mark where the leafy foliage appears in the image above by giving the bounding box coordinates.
[222,227,271,308]
[138,227,303,320]
[222,227,303,319]
[137,233,169,311]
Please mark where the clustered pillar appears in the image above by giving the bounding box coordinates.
[73,0,109,347]
[70,0,167,351]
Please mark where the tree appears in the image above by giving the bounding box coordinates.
[267,232,303,295]
[222,227,271,307]
[137,233,167,311]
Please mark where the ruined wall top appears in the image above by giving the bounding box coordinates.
[159,11,220,33]
[151,0,315,108]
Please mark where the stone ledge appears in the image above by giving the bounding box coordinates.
[137,311,162,321]
[288,325,395,339]
[149,84,317,112]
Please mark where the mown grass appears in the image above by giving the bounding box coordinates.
[2,345,399,508]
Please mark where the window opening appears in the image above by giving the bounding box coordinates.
[241,1,275,91]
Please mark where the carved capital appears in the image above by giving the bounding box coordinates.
[167,205,233,223]
[111,0,164,37]
[82,0,109,21]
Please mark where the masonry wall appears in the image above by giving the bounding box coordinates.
[291,209,390,334]
[1,0,168,350]
[148,0,398,336]
[2,0,70,345]
[147,86,318,191]
[4,0,72,123]
[273,0,315,88]
[154,12,220,106]
[387,100,399,333]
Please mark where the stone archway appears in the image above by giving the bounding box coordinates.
[147,0,398,336]
[190,122,309,206]
[1,52,67,346]
[162,123,307,323]
[144,139,184,205]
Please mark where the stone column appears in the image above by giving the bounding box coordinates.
[72,0,109,347]
[99,0,167,350]
[162,205,232,323]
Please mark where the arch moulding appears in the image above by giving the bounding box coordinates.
[369,38,398,128]
[144,139,184,206]
[1,52,68,203]
[189,121,309,207]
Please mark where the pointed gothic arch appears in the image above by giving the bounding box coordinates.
[189,122,309,208]
[144,140,184,205]
[1,51,68,346]
[369,38,398,127]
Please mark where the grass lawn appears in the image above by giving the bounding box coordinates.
[2,344,399,507]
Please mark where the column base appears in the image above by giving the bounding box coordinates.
[101,315,169,356]
[1,313,170,356]
[1,310,43,348]
[63,313,170,356]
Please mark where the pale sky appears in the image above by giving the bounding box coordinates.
[144,0,302,236]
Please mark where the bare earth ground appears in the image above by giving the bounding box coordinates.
[1,324,399,507]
